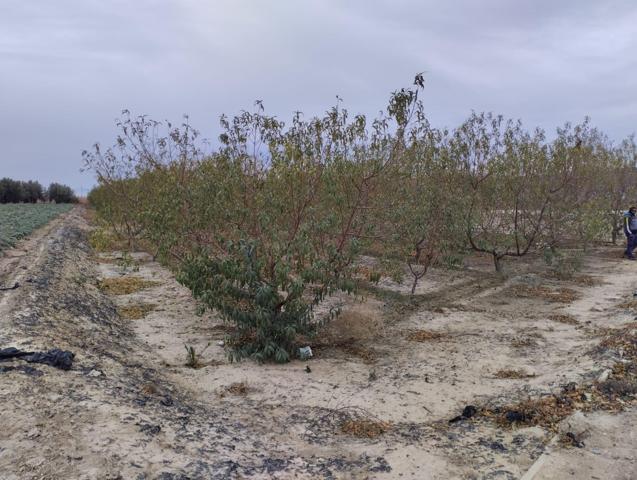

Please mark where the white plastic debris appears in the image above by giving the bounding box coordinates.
[217,340,225,347]
[87,369,102,377]
[298,346,313,360]
[558,410,590,437]
[597,369,612,383]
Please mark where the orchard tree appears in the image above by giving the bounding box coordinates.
[543,120,612,250]
[453,112,558,272]
[84,77,637,364]
[380,114,464,294]
[179,88,422,362]
[85,83,424,362]
[603,136,637,244]
[84,112,203,250]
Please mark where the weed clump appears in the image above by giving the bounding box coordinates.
[342,344,376,363]
[598,378,637,398]
[118,303,156,319]
[140,383,158,395]
[310,336,377,363]
[88,227,120,252]
[486,324,637,430]
[224,381,250,396]
[510,336,539,348]
[599,321,637,358]
[406,329,444,342]
[486,378,632,430]
[510,285,579,303]
[548,314,579,325]
[617,300,637,311]
[543,249,583,280]
[98,276,159,295]
[184,343,210,368]
[570,275,601,287]
[340,418,390,438]
[494,369,536,379]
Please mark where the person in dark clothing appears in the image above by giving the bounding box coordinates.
[623,206,637,260]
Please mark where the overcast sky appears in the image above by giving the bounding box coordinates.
[1,0,636,194]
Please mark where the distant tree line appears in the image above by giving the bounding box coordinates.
[0,178,78,204]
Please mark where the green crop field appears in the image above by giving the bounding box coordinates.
[0,204,74,251]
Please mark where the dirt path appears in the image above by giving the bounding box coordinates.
[1,209,636,479]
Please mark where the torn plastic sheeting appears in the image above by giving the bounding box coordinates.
[449,405,478,423]
[0,347,31,360]
[0,282,19,291]
[0,347,75,370]
[0,365,44,376]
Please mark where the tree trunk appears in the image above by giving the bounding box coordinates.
[493,252,502,272]
[410,262,430,295]
[410,276,418,295]
[611,225,620,245]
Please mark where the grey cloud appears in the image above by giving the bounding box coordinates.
[0,0,635,194]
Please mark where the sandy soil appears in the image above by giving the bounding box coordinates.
[0,208,635,479]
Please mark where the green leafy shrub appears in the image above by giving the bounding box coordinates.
[543,248,583,280]
[179,241,354,363]
[88,226,119,252]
